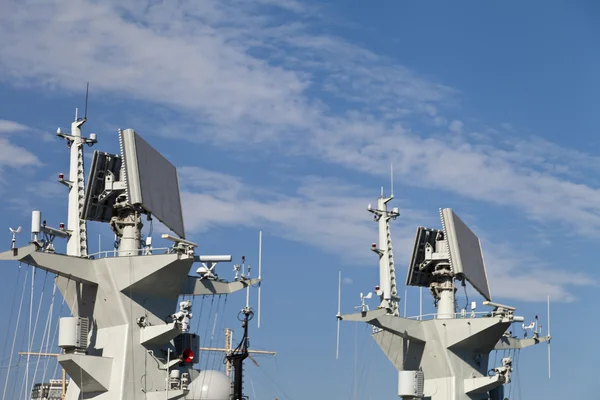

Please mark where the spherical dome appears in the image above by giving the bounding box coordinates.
[187,370,231,400]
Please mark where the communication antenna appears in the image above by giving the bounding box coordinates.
[257,231,263,328]
[336,271,342,360]
[390,163,394,198]
[84,82,90,120]
[547,295,551,379]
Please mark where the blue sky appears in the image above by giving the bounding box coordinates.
[0,0,598,398]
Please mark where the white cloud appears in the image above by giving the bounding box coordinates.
[0,0,596,301]
[180,167,590,302]
[449,120,463,134]
[0,119,28,134]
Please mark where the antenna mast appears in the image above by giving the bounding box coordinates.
[56,85,97,257]
[367,189,400,316]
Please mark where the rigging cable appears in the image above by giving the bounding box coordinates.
[199,295,215,369]
[0,264,23,370]
[199,295,220,393]
[29,275,55,396]
[209,295,228,374]
[49,279,71,382]
[40,278,64,388]
[1,266,29,400]
[21,271,49,399]
[24,267,36,400]
[252,358,293,400]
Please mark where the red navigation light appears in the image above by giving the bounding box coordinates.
[375,285,380,291]
[58,173,64,180]
[182,348,194,363]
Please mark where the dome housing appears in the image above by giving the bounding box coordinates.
[187,370,231,400]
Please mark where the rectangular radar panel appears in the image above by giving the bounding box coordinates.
[119,129,186,239]
[440,208,492,301]
[406,226,444,287]
[81,151,122,222]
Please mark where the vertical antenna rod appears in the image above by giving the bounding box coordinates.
[547,295,551,379]
[258,231,262,328]
[84,82,89,119]
[336,270,341,360]
[390,163,394,198]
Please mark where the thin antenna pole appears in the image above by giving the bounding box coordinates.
[390,163,394,198]
[84,82,89,120]
[547,295,551,379]
[336,271,341,360]
[245,279,250,309]
[258,231,262,328]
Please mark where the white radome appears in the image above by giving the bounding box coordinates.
[187,370,231,400]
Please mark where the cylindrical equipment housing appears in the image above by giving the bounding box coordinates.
[58,317,78,349]
[31,210,41,234]
[398,370,424,399]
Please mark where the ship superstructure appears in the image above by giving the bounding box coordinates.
[1,111,260,399]
[338,189,551,400]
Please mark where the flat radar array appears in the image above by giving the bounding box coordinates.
[406,208,492,318]
[81,128,186,241]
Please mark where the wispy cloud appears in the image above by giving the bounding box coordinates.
[0,0,596,301]
[179,167,589,302]
[0,120,39,175]
[0,119,29,134]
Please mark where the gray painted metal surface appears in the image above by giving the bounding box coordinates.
[441,209,491,302]
[120,129,186,238]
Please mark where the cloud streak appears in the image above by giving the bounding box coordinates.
[0,0,595,301]
[179,166,589,302]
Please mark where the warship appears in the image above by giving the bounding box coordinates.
[337,187,552,400]
[0,108,263,400]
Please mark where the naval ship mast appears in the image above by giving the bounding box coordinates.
[337,188,551,400]
[0,109,261,399]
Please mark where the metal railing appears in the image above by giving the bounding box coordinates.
[404,311,497,321]
[87,247,173,259]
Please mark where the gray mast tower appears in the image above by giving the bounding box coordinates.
[1,113,258,399]
[338,191,551,400]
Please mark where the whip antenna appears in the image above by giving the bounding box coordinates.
[547,295,552,379]
[84,82,89,120]
[258,230,262,328]
[336,270,342,359]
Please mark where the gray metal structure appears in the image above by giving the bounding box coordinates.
[1,112,258,399]
[338,190,551,400]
